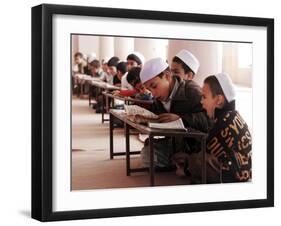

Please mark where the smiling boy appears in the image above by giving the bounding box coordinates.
[171,49,200,81]
[200,73,252,183]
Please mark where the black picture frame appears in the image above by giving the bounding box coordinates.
[31,3,274,222]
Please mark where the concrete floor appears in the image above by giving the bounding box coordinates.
[71,97,190,190]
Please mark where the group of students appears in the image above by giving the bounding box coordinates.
[72,49,252,184]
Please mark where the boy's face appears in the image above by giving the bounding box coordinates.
[117,71,123,80]
[144,72,171,101]
[74,56,83,65]
[107,66,117,76]
[102,63,108,72]
[201,83,219,119]
[135,82,148,94]
[171,61,193,80]
[90,66,100,75]
[127,60,139,71]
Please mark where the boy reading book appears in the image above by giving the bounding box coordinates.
[138,57,209,168]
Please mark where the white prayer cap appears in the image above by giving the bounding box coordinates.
[175,49,200,74]
[140,57,169,84]
[214,73,236,102]
[83,54,88,60]
[87,52,97,63]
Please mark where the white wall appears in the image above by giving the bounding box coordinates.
[114,37,134,61]
[77,35,100,59]
[72,35,79,61]
[134,37,168,60]
[222,43,252,87]
[1,0,279,226]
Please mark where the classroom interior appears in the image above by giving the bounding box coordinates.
[71,35,253,190]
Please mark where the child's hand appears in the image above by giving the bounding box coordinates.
[112,90,120,96]
[157,113,180,122]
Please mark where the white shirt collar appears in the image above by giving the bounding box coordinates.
[161,79,179,112]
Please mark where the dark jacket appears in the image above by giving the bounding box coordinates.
[151,76,209,132]
[78,63,90,75]
[206,101,252,182]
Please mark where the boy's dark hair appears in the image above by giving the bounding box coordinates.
[89,59,100,68]
[157,67,171,78]
[116,61,127,75]
[74,52,83,58]
[107,56,120,67]
[172,56,194,75]
[127,67,141,87]
[204,75,228,102]
[127,54,142,65]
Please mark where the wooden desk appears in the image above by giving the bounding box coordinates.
[90,80,121,90]
[88,81,120,111]
[73,74,102,97]
[102,92,153,123]
[86,78,103,106]
[109,109,208,186]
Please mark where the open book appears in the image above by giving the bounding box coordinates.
[124,105,158,119]
[124,105,158,124]
[124,105,187,131]
[148,118,187,131]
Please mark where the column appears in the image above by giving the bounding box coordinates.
[71,35,79,59]
[99,37,115,61]
[134,38,168,61]
[114,37,134,61]
[78,35,100,59]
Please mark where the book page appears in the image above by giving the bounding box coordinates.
[124,105,158,119]
[148,118,187,131]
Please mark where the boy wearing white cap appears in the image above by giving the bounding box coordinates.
[199,73,252,183]
[139,57,209,168]
[171,49,200,80]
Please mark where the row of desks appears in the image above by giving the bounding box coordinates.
[77,75,208,186]
[109,109,208,186]
[101,92,153,123]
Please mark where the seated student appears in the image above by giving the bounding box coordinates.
[103,56,120,85]
[113,62,128,109]
[127,52,145,70]
[86,52,97,74]
[87,59,107,104]
[115,61,128,87]
[123,52,145,90]
[78,55,98,96]
[125,67,152,100]
[72,52,88,74]
[139,57,209,168]
[113,52,145,96]
[95,56,121,113]
[101,58,109,76]
[113,67,152,101]
[72,52,90,97]
[199,73,252,183]
[88,59,106,78]
[171,49,200,81]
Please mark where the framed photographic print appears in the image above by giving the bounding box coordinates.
[31,3,274,221]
